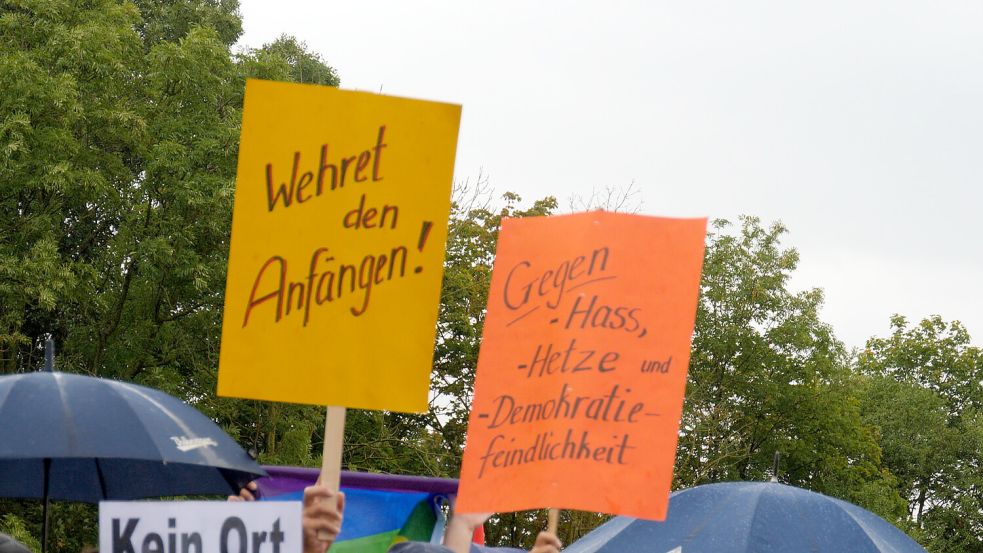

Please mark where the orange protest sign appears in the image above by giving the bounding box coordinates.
[455,212,706,520]
[217,80,461,412]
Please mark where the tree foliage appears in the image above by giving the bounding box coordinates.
[0,0,337,549]
[3,1,983,552]
[677,217,904,517]
[858,316,983,552]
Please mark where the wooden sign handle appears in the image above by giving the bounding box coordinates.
[547,508,560,535]
[316,405,347,540]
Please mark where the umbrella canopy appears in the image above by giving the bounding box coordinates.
[565,481,926,553]
[0,371,265,502]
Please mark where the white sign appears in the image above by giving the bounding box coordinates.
[99,500,302,553]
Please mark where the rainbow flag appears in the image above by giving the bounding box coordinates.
[256,466,458,552]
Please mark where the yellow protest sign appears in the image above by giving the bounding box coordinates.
[218,79,461,412]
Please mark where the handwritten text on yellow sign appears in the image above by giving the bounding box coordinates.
[218,80,461,412]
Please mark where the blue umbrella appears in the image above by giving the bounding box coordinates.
[565,481,926,553]
[0,370,265,551]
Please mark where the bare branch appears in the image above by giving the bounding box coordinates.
[567,180,642,214]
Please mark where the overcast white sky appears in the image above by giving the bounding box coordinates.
[237,1,983,349]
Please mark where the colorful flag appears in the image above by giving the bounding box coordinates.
[256,467,461,552]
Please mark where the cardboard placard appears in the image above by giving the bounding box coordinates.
[455,212,706,520]
[218,80,461,412]
[100,500,302,553]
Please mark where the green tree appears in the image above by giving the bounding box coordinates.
[676,217,905,517]
[337,182,564,549]
[4,1,945,549]
[252,35,340,85]
[0,0,338,548]
[342,183,559,480]
[858,315,983,552]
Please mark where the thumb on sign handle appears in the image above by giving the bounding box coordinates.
[316,405,347,541]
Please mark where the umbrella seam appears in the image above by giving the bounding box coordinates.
[786,486,823,553]
[54,373,82,454]
[102,378,172,463]
[95,458,108,499]
[108,380,229,467]
[737,483,768,552]
[834,499,905,553]
[682,483,757,547]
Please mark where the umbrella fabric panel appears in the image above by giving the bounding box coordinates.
[0,372,264,504]
[748,483,882,552]
[95,458,252,499]
[564,482,927,553]
[0,373,161,458]
[833,496,927,552]
[575,483,764,553]
[646,482,882,551]
[0,373,257,471]
[0,458,257,502]
[109,379,251,468]
[561,517,634,553]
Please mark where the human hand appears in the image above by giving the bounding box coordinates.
[227,481,258,502]
[302,485,345,553]
[448,511,492,532]
[529,531,562,553]
[443,512,492,553]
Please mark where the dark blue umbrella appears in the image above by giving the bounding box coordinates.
[0,370,265,551]
[565,481,926,553]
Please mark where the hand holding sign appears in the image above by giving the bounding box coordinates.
[226,481,345,553]
[455,212,706,521]
[302,486,345,553]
